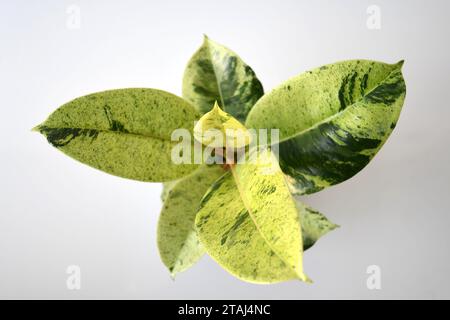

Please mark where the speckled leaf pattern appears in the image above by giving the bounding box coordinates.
[194,102,252,148]
[297,202,338,250]
[196,151,310,283]
[157,165,225,277]
[161,181,178,203]
[246,60,406,194]
[35,88,200,182]
[182,36,264,123]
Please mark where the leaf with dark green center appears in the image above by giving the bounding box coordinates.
[34,88,200,182]
[182,36,264,123]
[196,150,311,284]
[158,165,225,277]
[246,60,406,194]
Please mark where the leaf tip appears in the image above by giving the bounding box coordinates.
[212,100,222,111]
[294,265,313,284]
[297,272,313,284]
[31,124,42,133]
[396,59,405,69]
[168,266,178,280]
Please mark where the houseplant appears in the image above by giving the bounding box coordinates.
[34,36,406,284]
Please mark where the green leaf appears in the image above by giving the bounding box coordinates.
[246,60,406,194]
[196,150,311,284]
[182,36,264,123]
[157,165,225,277]
[298,202,338,250]
[34,88,200,182]
[193,101,252,149]
[161,181,178,203]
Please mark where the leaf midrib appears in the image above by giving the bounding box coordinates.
[204,39,227,111]
[36,125,180,143]
[229,166,303,280]
[251,64,402,145]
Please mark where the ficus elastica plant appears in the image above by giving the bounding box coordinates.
[34,36,406,284]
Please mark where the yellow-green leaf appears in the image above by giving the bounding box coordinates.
[193,102,252,149]
[158,165,225,277]
[34,88,200,182]
[297,201,339,250]
[246,60,406,194]
[161,181,178,202]
[183,36,264,123]
[196,150,310,284]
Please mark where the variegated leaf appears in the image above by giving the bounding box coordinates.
[196,150,311,284]
[161,181,178,203]
[34,88,200,182]
[193,102,252,149]
[182,36,264,123]
[246,60,406,194]
[157,165,225,277]
[297,201,338,250]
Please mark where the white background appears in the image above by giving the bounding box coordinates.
[1,0,449,299]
